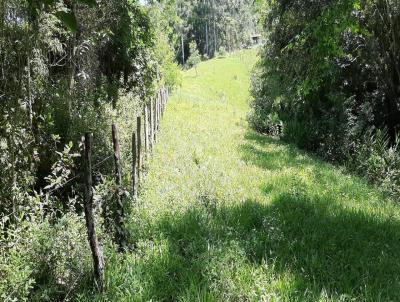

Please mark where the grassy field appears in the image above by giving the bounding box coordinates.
[79,50,400,301]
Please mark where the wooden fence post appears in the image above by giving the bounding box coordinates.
[112,124,125,250]
[132,131,137,198]
[144,104,149,155]
[83,132,105,291]
[159,93,161,127]
[136,116,142,185]
[161,88,164,116]
[156,92,160,131]
[163,87,166,112]
[153,98,157,143]
[149,100,154,150]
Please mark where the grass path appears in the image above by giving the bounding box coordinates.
[82,50,400,301]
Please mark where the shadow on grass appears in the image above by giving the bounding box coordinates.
[127,131,400,301]
[141,193,400,301]
[239,131,319,172]
[240,131,363,194]
[80,131,400,301]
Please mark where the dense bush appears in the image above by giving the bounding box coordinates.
[0,0,179,300]
[0,213,93,301]
[251,0,400,197]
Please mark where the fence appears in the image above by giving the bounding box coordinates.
[85,86,169,290]
[20,86,170,292]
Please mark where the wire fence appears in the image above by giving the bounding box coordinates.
[1,86,171,292]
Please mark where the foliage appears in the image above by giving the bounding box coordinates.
[187,41,201,71]
[148,0,182,88]
[0,0,178,300]
[161,0,259,63]
[250,0,400,197]
[217,46,227,57]
[0,213,93,302]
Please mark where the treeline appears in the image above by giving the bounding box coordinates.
[180,0,259,61]
[251,0,400,197]
[151,0,259,63]
[0,0,179,300]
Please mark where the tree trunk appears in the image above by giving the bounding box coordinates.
[206,21,209,57]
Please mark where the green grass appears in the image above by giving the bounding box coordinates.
[78,50,400,301]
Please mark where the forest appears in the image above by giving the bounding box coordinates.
[2,0,400,301]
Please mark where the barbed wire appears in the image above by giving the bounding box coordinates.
[93,154,114,170]
[2,86,169,221]
[0,155,114,221]
[45,154,114,196]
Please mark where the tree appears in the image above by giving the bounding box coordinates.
[163,0,259,63]
[0,0,179,299]
[187,40,201,75]
[250,0,400,198]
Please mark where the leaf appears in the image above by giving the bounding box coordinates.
[77,0,97,7]
[42,0,57,5]
[55,11,78,33]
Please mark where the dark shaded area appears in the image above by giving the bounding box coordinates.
[239,131,316,171]
[136,192,400,301]
[79,130,400,301]
[129,132,400,301]
[240,131,369,194]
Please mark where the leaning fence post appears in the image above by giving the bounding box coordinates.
[83,132,105,291]
[132,131,137,198]
[136,116,142,185]
[112,124,125,250]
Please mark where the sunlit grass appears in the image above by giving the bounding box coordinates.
[78,49,400,302]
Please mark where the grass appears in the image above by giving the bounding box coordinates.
[78,49,400,301]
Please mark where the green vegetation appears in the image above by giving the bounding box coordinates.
[170,0,259,62]
[251,0,400,199]
[0,0,179,300]
[3,0,400,299]
[187,41,201,74]
[77,50,400,301]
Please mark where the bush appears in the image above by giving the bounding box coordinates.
[251,0,400,198]
[0,213,92,301]
[349,130,400,198]
[217,46,227,58]
[187,41,201,70]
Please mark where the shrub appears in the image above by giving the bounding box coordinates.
[217,46,227,58]
[251,0,400,197]
[0,213,93,302]
[187,41,201,69]
[348,130,400,198]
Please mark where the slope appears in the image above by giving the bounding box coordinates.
[79,49,400,302]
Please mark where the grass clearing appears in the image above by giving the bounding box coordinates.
[78,50,400,301]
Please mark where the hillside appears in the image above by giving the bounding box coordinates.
[78,50,400,301]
